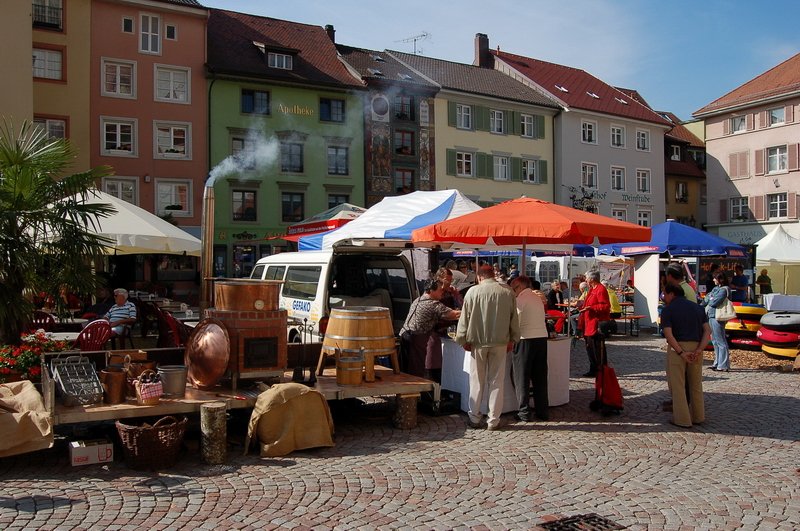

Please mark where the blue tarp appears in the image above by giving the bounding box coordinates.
[597,220,747,257]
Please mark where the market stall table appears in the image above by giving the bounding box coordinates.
[762,294,800,311]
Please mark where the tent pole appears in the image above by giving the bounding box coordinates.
[521,237,527,276]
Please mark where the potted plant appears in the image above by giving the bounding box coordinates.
[0,330,72,383]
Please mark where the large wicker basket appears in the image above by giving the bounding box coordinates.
[116,416,187,470]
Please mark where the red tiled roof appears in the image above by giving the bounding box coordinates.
[336,45,438,91]
[492,50,671,126]
[615,87,652,109]
[206,9,363,89]
[694,52,800,116]
[661,111,704,148]
[665,158,705,179]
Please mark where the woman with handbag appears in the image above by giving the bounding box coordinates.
[700,272,731,372]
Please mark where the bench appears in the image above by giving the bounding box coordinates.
[617,315,646,336]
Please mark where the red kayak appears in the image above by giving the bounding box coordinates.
[756,327,800,347]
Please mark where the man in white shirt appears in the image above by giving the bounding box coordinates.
[510,275,549,421]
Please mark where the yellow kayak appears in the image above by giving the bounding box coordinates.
[725,318,760,333]
[761,343,799,359]
[733,303,767,317]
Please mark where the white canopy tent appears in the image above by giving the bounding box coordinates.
[754,224,800,294]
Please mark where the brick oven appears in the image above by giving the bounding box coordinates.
[206,280,287,382]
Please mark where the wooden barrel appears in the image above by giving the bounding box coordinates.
[336,356,364,386]
[322,306,396,359]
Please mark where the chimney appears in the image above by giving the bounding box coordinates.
[474,33,492,68]
[325,24,335,44]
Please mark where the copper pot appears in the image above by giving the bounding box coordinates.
[213,279,282,311]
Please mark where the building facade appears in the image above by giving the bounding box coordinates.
[206,10,365,277]
[2,1,34,131]
[694,52,800,244]
[660,111,707,227]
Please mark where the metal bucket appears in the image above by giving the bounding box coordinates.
[100,367,127,405]
[158,365,188,398]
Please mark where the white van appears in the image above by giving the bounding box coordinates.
[250,247,419,343]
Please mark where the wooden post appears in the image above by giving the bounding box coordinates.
[393,393,419,429]
[201,401,227,464]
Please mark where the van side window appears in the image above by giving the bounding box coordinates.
[250,264,265,279]
[283,266,321,300]
[265,265,286,280]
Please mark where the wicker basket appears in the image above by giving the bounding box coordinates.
[134,369,162,406]
[116,416,187,470]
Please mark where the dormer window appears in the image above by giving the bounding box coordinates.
[398,73,413,81]
[555,84,569,93]
[372,54,385,62]
[367,68,384,76]
[587,91,600,99]
[615,97,628,105]
[268,52,293,70]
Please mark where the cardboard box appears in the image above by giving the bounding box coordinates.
[70,439,114,466]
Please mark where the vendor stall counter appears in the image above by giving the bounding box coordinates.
[441,337,570,415]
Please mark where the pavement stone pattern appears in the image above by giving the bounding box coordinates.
[1,334,798,530]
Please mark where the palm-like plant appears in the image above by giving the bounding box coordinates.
[0,120,114,344]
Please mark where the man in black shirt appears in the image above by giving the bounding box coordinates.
[660,284,711,428]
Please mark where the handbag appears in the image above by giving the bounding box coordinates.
[715,298,736,321]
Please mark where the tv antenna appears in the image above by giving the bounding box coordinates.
[396,31,430,55]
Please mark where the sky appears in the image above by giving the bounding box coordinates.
[200,0,800,122]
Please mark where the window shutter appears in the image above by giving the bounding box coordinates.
[729,153,738,178]
[786,105,794,124]
[723,118,730,136]
[750,195,765,220]
[746,113,754,130]
[719,199,728,223]
[788,192,798,219]
[738,152,749,177]
[446,149,456,176]
[758,111,767,129]
[754,149,765,175]
[510,111,520,136]
[788,143,799,171]
[510,157,521,181]
[536,115,545,139]
[447,101,456,127]
[538,160,548,184]
[476,152,490,178]
[474,106,490,131]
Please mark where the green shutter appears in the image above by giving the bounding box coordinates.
[446,149,456,175]
[512,111,521,136]
[474,106,490,131]
[511,157,522,181]
[448,101,457,127]
[536,115,545,139]
[476,153,490,178]
[538,160,548,184]
[505,111,513,135]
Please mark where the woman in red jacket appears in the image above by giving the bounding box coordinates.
[578,270,611,377]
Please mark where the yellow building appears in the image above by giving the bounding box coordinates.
[0,2,34,128]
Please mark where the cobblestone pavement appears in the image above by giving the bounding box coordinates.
[1,334,798,530]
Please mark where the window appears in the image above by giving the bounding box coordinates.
[611,125,625,147]
[730,197,749,220]
[34,117,65,139]
[328,194,348,209]
[32,0,62,29]
[165,25,177,40]
[522,160,538,183]
[102,59,135,98]
[156,180,191,216]
[394,169,414,193]
[637,210,651,227]
[140,14,161,54]
[241,89,270,115]
[327,146,348,175]
[611,209,627,222]
[283,266,321,300]
[32,48,62,80]
[611,167,625,190]
[320,98,345,122]
[521,114,535,138]
[768,193,788,218]
[493,156,509,181]
[154,122,189,158]
[456,104,472,129]
[767,145,788,173]
[394,96,414,120]
[769,107,785,126]
[636,169,651,193]
[731,115,746,133]
[155,66,188,103]
[280,143,303,173]
[636,129,650,151]
[456,152,473,177]
[581,121,597,143]
[394,130,414,155]
[671,145,681,161]
[581,163,597,188]
[268,52,292,70]
[490,110,505,134]
[101,118,136,156]
[122,17,134,33]
[675,182,688,203]
[232,190,257,222]
[103,177,137,204]
[281,192,304,222]
[232,136,255,169]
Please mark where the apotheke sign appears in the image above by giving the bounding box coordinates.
[278,103,314,116]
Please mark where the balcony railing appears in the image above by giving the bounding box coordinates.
[32,4,63,30]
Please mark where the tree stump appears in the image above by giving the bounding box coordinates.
[393,393,419,429]
[201,401,227,464]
